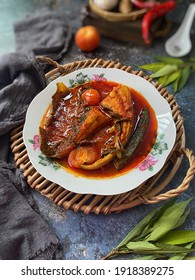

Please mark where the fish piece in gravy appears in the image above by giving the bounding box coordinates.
[100,85,134,120]
[39,83,111,158]
[39,82,135,170]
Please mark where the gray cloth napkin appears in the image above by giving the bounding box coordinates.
[14,9,72,61]
[0,161,59,260]
[0,51,60,259]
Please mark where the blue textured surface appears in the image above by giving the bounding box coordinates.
[1,0,195,260]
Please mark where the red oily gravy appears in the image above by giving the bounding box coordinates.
[41,81,158,179]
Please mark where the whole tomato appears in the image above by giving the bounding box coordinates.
[82,88,102,106]
[75,25,100,52]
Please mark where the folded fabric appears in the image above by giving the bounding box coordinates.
[0,51,45,133]
[0,51,45,159]
[0,161,59,260]
[0,51,60,259]
[14,9,72,61]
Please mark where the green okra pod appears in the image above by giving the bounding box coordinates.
[114,107,150,170]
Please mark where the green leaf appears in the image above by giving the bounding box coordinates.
[145,198,192,242]
[135,254,165,260]
[158,230,195,245]
[158,75,168,86]
[177,66,191,91]
[126,241,158,251]
[173,66,191,93]
[151,242,195,254]
[28,139,34,144]
[154,56,184,65]
[117,199,181,248]
[134,198,176,241]
[141,198,177,234]
[150,64,178,79]
[126,242,195,255]
[188,57,195,62]
[104,243,195,259]
[183,256,195,260]
[163,69,181,86]
[168,242,194,260]
[173,76,180,93]
[116,206,161,248]
[139,62,166,72]
[137,56,194,93]
[173,208,190,229]
[120,242,195,256]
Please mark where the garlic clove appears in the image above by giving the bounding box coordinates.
[93,0,119,11]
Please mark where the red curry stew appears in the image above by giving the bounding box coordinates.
[40,80,157,179]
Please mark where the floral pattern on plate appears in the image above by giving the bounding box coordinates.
[137,134,168,171]
[28,135,60,171]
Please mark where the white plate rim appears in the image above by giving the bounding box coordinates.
[23,67,176,195]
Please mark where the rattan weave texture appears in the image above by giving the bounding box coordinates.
[10,58,195,214]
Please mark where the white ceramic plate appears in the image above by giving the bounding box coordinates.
[23,68,176,195]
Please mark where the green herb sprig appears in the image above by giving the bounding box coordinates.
[139,56,195,93]
[103,198,195,260]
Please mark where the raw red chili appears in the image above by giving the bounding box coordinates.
[131,0,160,9]
[142,0,176,45]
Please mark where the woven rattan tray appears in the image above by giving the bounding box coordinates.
[10,58,195,214]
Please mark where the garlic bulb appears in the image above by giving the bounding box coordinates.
[93,0,119,11]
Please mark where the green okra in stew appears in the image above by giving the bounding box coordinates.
[114,108,150,170]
